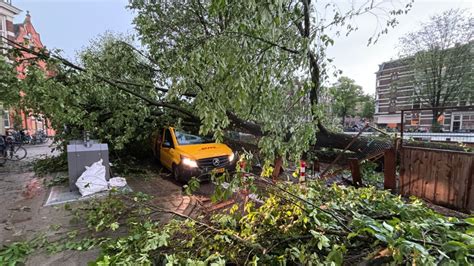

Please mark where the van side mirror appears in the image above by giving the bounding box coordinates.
[163,141,173,148]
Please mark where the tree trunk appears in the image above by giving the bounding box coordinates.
[431,109,441,132]
[225,124,392,165]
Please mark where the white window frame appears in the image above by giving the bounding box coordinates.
[0,15,5,31]
[0,15,6,40]
[3,110,10,129]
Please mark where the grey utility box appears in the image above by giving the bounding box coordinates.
[67,140,110,191]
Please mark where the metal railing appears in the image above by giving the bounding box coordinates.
[343,131,474,143]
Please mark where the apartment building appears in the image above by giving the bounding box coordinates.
[374,44,473,132]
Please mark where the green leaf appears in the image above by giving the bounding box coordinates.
[109,222,119,231]
[465,217,474,226]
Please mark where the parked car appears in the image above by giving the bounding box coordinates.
[415,127,428,133]
[151,127,237,182]
[453,129,472,133]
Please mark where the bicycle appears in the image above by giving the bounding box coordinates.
[0,136,28,165]
[31,130,47,145]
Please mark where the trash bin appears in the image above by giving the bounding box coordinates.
[67,140,110,191]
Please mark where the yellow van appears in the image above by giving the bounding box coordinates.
[152,127,236,182]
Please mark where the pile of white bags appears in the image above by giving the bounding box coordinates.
[75,159,128,197]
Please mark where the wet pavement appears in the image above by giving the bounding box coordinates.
[0,143,217,265]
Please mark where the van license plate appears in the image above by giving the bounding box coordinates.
[213,168,225,174]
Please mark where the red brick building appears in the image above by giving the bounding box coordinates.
[12,11,55,136]
[0,1,55,136]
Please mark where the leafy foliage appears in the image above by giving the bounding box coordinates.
[82,181,474,265]
[0,241,35,266]
[2,33,164,152]
[0,236,47,266]
[0,57,22,108]
[329,77,364,125]
[359,94,375,120]
[127,0,411,159]
[33,154,67,176]
[3,158,472,265]
[2,0,412,161]
[360,160,383,187]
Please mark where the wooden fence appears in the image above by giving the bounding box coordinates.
[399,146,474,211]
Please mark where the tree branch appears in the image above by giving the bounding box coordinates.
[2,36,199,121]
[226,31,300,54]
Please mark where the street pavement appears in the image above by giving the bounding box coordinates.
[0,143,214,265]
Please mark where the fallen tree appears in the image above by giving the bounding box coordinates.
[0,0,409,162]
[2,3,473,265]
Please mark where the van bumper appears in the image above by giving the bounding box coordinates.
[177,162,237,182]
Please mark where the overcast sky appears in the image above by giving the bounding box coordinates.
[13,0,473,94]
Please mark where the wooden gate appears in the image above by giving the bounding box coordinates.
[399,146,474,211]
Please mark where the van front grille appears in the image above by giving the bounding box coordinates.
[197,155,229,169]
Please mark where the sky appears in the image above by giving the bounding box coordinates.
[13,0,473,94]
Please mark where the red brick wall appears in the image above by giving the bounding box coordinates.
[6,20,13,32]
[10,15,56,136]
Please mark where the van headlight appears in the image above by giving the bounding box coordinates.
[182,157,198,168]
[229,153,235,162]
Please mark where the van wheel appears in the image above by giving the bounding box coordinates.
[172,165,180,181]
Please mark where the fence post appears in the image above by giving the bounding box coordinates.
[313,159,320,173]
[313,159,320,178]
[348,158,362,187]
[384,148,397,191]
[272,156,283,182]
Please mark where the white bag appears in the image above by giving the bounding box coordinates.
[75,159,109,197]
[108,177,127,188]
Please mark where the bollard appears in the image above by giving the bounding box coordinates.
[299,160,306,182]
[239,160,246,172]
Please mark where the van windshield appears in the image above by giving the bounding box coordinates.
[175,130,211,145]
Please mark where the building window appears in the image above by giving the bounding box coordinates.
[448,113,474,131]
[391,72,398,80]
[3,111,10,129]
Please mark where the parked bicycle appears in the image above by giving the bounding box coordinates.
[31,129,48,145]
[6,129,31,145]
[0,135,28,165]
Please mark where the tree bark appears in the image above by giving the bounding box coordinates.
[431,109,441,132]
